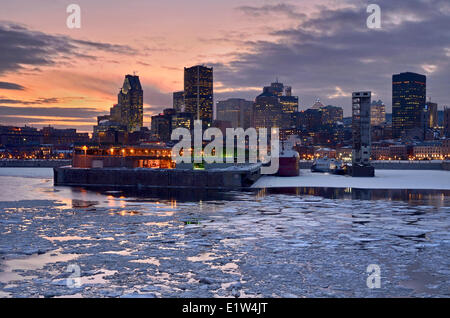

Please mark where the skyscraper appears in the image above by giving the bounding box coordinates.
[184,65,213,126]
[320,105,343,125]
[173,91,184,113]
[253,81,298,129]
[370,100,386,126]
[216,98,253,129]
[118,74,144,132]
[424,101,438,129]
[392,72,426,138]
[150,108,176,142]
[352,91,374,177]
[93,74,144,143]
[444,107,450,138]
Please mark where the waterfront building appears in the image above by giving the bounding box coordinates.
[413,141,445,160]
[392,72,426,138]
[184,65,213,126]
[0,125,42,147]
[72,144,174,169]
[41,126,89,146]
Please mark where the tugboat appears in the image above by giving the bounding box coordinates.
[277,140,300,176]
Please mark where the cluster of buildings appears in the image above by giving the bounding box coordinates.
[0,125,89,159]
[150,65,213,141]
[1,66,450,163]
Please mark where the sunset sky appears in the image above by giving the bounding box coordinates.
[0,0,449,132]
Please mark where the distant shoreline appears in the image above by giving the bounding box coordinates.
[0,159,70,168]
[0,159,449,170]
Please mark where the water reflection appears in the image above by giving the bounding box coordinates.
[69,186,241,204]
[261,187,449,207]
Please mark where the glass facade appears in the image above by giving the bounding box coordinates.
[118,75,144,132]
[184,65,213,126]
[392,72,426,138]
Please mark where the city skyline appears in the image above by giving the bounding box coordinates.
[0,0,449,132]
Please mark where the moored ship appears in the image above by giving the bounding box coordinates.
[277,149,300,176]
[311,157,348,175]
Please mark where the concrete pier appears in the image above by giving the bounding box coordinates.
[53,164,261,189]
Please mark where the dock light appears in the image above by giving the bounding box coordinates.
[130,149,134,154]
[110,148,114,155]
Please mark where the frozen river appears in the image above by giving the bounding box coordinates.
[0,168,449,298]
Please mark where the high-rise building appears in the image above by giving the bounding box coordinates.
[352,92,374,177]
[150,109,176,142]
[173,91,184,113]
[320,105,343,125]
[172,112,194,131]
[93,75,144,143]
[370,100,386,126]
[216,98,253,129]
[117,74,144,132]
[294,109,322,131]
[253,81,298,129]
[184,65,213,126]
[392,72,426,138]
[444,107,450,138]
[424,101,438,129]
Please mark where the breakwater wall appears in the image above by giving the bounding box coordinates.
[54,165,261,189]
[0,159,71,168]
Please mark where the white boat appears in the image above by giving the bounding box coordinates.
[311,157,343,173]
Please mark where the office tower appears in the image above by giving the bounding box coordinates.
[294,109,322,131]
[445,107,450,138]
[216,98,253,129]
[371,100,386,126]
[172,112,194,130]
[117,74,144,132]
[253,81,299,129]
[352,92,374,177]
[150,109,175,142]
[173,91,184,112]
[110,104,122,123]
[320,105,344,125]
[184,65,213,126]
[392,72,426,138]
[280,94,299,127]
[424,101,438,129]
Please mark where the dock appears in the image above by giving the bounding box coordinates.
[53,164,261,189]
